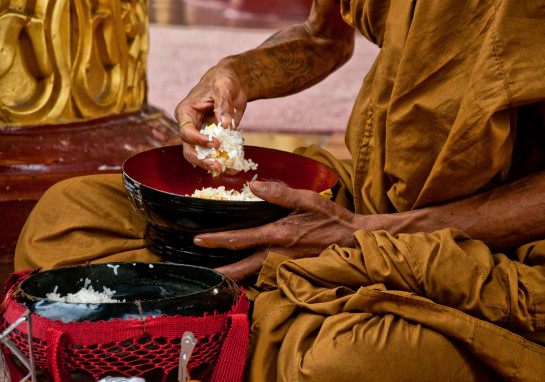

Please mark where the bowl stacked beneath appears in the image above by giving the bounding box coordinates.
[122,145,338,268]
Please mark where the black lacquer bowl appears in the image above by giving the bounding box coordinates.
[122,145,338,267]
[14,262,240,323]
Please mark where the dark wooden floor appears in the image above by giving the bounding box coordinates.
[0,261,13,292]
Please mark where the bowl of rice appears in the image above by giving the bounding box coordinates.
[2,263,249,381]
[13,262,241,322]
[122,126,338,268]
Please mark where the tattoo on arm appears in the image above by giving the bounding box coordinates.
[241,28,338,98]
[260,26,298,48]
[233,0,349,99]
[240,44,317,97]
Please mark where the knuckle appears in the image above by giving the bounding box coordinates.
[269,227,291,246]
[226,236,243,250]
[269,182,289,199]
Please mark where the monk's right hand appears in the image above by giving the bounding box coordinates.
[174,64,248,173]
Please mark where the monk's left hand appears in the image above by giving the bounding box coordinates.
[193,180,362,281]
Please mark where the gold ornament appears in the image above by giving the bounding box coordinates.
[0,0,149,126]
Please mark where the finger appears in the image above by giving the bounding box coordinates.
[175,97,221,148]
[173,101,191,125]
[224,168,240,176]
[214,248,269,282]
[182,142,223,172]
[213,96,237,129]
[250,181,327,211]
[174,95,214,124]
[194,224,277,250]
[179,121,219,149]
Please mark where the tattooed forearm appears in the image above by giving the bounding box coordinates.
[244,40,321,97]
[217,0,354,100]
[260,27,298,48]
[222,27,350,100]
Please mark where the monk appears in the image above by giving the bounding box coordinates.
[15,0,545,380]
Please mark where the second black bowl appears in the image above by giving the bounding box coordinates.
[15,262,240,323]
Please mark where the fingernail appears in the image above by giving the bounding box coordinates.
[220,115,229,127]
[194,237,204,245]
[252,181,267,193]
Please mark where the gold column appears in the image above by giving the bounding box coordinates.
[0,0,180,259]
[0,0,151,124]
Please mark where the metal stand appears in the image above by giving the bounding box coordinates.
[0,310,37,382]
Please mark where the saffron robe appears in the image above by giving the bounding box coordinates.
[246,0,545,380]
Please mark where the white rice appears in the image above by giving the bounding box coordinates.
[195,123,258,175]
[107,263,120,275]
[190,181,262,201]
[46,278,123,303]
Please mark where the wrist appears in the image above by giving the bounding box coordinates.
[354,209,427,236]
[216,57,257,100]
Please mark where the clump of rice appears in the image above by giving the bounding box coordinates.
[190,181,262,201]
[195,123,258,175]
[46,278,123,303]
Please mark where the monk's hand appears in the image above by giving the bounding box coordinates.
[174,64,248,174]
[194,180,361,281]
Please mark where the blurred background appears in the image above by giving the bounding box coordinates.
[147,0,380,155]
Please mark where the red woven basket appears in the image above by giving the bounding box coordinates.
[0,270,250,382]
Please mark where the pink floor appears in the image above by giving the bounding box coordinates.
[147,24,380,134]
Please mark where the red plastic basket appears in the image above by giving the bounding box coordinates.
[0,270,250,382]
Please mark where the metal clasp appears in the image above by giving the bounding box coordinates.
[178,331,197,382]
